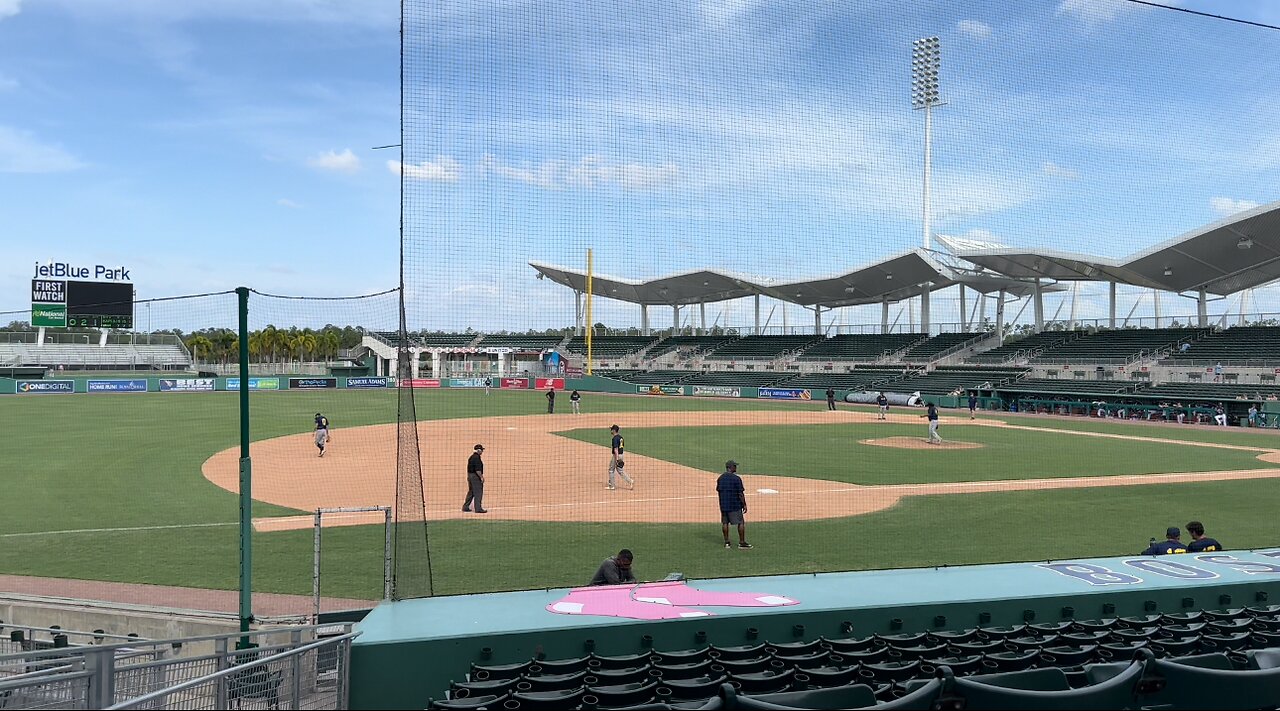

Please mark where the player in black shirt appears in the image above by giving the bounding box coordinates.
[462,444,487,513]
[1186,520,1222,552]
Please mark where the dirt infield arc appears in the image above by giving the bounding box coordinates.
[200,411,1280,530]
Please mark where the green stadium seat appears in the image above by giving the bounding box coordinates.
[950,657,1144,710]
[732,683,879,709]
[1071,618,1119,633]
[1201,631,1254,652]
[771,651,829,670]
[862,659,922,683]
[1246,648,1280,670]
[592,651,656,670]
[866,673,951,710]
[585,680,661,708]
[1204,608,1251,622]
[658,674,729,701]
[470,660,534,681]
[976,626,1027,640]
[768,639,825,655]
[510,687,586,710]
[715,657,775,675]
[920,655,983,676]
[1149,636,1201,657]
[820,636,876,653]
[1136,654,1280,709]
[928,629,979,644]
[886,642,948,661]
[710,644,769,661]
[590,666,659,686]
[1037,645,1098,667]
[980,650,1040,673]
[653,648,714,665]
[450,677,517,698]
[430,692,509,710]
[839,647,892,664]
[517,671,588,692]
[728,668,795,695]
[791,663,861,688]
[654,660,718,681]
[533,656,593,674]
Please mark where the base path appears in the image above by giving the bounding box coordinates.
[201,410,1280,529]
[860,437,983,450]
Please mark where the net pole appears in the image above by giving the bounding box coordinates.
[312,508,323,624]
[235,286,253,646]
[383,507,393,600]
[585,248,593,375]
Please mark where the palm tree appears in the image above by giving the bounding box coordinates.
[186,335,214,363]
[261,325,279,364]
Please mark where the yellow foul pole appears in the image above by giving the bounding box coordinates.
[585,249,593,375]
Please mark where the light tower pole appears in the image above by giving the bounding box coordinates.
[911,36,943,251]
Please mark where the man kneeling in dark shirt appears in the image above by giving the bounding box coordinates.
[589,549,636,586]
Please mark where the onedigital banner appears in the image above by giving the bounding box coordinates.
[692,385,742,398]
[346,377,388,389]
[16,380,74,394]
[500,378,529,389]
[639,385,685,396]
[159,378,215,392]
[88,379,147,393]
[226,377,281,391]
[450,378,486,388]
[399,378,441,388]
[289,377,336,390]
[758,387,812,400]
[535,378,565,389]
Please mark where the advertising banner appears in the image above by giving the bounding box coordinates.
[450,378,486,388]
[159,378,216,392]
[345,377,389,389]
[399,378,441,388]
[226,377,281,391]
[16,380,74,394]
[88,379,148,393]
[692,385,742,398]
[758,387,812,400]
[500,378,529,389]
[30,304,67,328]
[639,385,686,395]
[535,378,565,390]
[288,377,337,390]
[564,365,584,376]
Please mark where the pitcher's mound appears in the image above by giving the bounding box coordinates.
[860,437,983,450]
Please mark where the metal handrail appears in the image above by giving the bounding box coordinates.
[105,632,358,710]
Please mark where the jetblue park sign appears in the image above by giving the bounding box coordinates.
[34,261,131,281]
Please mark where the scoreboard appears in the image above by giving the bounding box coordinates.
[32,279,134,329]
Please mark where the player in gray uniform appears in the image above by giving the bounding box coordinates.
[608,424,634,490]
[314,413,330,457]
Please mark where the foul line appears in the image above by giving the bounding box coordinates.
[0,521,239,539]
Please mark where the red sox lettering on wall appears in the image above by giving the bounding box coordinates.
[1040,551,1280,586]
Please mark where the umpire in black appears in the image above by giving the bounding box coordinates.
[462,444,488,514]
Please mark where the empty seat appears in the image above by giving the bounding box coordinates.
[733,683,878,710]
[1137,653,1280,709]
[949,657,1144,710]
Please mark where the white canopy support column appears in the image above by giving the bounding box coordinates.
[754,295,761,335]
[881,297,890,334]
[958,285,967,332]
[1109,282,1117,329]
[699,302,707,337]
[1152,289,1161,328]
[1198,289,1208,327]
[1068,282,1079,331]
[640,304,650,336]
[976,292,987,331]
[574,290,584,336]
[813,306,822,335]
[995,289,1006,338]
[672,305,681,333]
[1033,279,1044,333]
[920,283,931,335]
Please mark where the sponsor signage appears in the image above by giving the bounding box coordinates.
[501,378,529,389]
[34,261,131,281]
[758,387,812,400]
[346,377,388,389]
[639,385,685,396]
[16,380,75,394]
[564,365,584,376]
[88,379,148,393]
[226,377,281,391]
[289,377,336,390]
[159,378,216,392]
[399,378,441,388]
[692,385,741,398]
[450,378,486,388]
[535,378,565,390]
[31,303,67,327]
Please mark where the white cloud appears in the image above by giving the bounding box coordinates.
[700,0,763,28]
[1042,161,1079,179]
[0,0,20,21]
[956,19,992,39]
[479,154,679,191]
[1056,0,1137,25]
[307,148,361,173]
[276,198,302,209]
[0,125,84,173]
[387,155,461,181]
[1210,197,1260,216]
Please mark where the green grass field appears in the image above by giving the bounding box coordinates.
[2,388,1278,602]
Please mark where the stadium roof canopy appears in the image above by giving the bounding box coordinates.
[948,200,1280,296]
[531,249,1053,309]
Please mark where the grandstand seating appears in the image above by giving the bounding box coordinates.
[647,335,737,359]
[417,333,477,348]
[704,336,823,361]
[900,332,983,362]
[795,334,925,362]
[595,369,692,385]
[0,342,190,369]
[564,336,658,359]
[1031,327,1206,363]
[966,331,1081,364]
[1161,326,1280,366]
[438,607,1280,710]
[681,370,790,387]
[997,379,1144,397]
[474,334,564,350]
[780,369,909,391]
[887,367,1027,395]
[369,330,421,347]
[1142,383,1280,402]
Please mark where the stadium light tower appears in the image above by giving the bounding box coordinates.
[911,36,943,250]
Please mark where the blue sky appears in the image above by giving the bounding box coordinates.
[3,0,1279,332]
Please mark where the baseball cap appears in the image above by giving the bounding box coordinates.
[1166,526,1180,538]
[474,444,485,451]
[725,460,738,469]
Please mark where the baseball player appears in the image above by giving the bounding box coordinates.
[968,393,978,420]
[313,413,330,457]
[920,402,941,444]
[717,460,751,549]
[462,444,487,513]
[570,389,582,414]
[825,387,836,411]
[876,392,889,420]
[484,376,492,395]
[607,424,633,490]
[546,387,556,414]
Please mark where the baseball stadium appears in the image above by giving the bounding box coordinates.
[5,1,1280,710]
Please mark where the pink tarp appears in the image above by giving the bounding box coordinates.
[546,580,798,620]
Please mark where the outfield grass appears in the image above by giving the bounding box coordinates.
[557,422,1270,484]
[2,389,1278,600]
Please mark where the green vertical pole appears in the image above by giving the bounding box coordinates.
[236,286,253,646]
